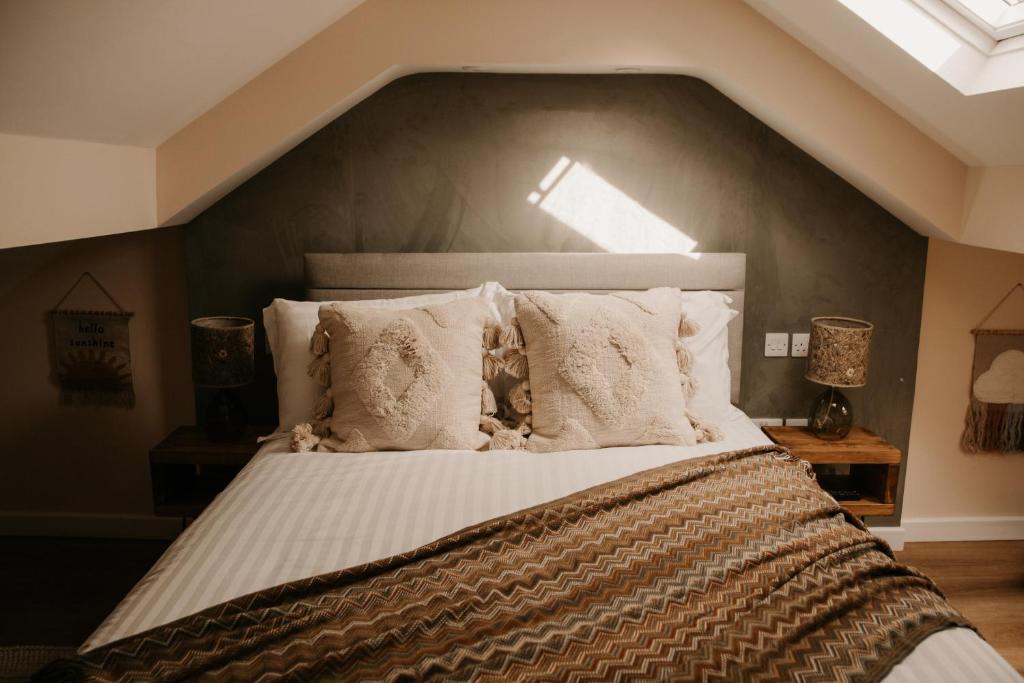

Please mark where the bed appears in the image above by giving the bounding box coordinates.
[71,253,1019,682]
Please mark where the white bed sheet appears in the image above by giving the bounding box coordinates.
[83,408,1021,681]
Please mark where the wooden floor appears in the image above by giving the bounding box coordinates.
[0,536,1020,673]
[896,540,1024,674]
[0,537,169,646]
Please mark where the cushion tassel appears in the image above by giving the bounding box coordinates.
[687,411,723,443]
[678,315,700,338]
[675,343,694,373]
[488,428,528,451]
[309,323,329,356]
[481,381,498,416]
[312,390,333,420]
[480,414,506,436]
[681,373,699,401]
[307,354,331,387]
[483,352,504,381]
[503,349,530,379]
[290,423,321,452]
[482,321,501,351]
[509,380,532,414]
[500,318,525,349]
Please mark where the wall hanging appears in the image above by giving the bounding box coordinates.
[49,272,135,407]
[961,282,1024,453]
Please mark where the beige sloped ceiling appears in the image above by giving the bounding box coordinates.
[0,0,1020,254]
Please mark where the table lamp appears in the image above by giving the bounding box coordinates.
[805,316,873,440]
[191,316,254,441]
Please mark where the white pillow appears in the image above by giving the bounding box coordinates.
[264,282,515,431]
[680,291,738,422]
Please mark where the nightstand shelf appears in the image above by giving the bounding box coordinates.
[762,426,901,519]
[150,426,270,520]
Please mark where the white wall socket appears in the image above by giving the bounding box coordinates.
[791,332,810,357]
[764,332,789,357]
[752,417,784,426]
[785,418,809,427]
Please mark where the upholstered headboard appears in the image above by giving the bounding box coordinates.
[304,253,746,403]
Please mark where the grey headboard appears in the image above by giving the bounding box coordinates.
[304,253,746,403]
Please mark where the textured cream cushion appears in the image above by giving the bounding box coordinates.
[515,287,697,452]
[319,298,492,451]
[263,283,514,431]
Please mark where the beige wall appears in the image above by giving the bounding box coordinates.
[904,239,1024,520]
[0,227,193,517]
[0,133,155,250]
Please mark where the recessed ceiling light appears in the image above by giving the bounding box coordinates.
[614,67,643,73]
[461,66,483,72]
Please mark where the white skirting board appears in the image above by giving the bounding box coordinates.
[0,511,182,540]
[868,526,905,551]
[902,516,1024,543]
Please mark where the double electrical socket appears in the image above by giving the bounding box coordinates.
[764,332,810,358]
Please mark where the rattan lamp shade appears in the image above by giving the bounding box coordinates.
[190,317,255,388]
[805,317,873,388]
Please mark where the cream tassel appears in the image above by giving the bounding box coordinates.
[481,381,498,416]
[687,411,723,443]
[488,428,528,451]
[681,373,699,401]
[509,380,532,414]
[480,414,505,436]
[290,423,321,452]
[503,349,529,379]
[516,414,533,436]
[307,354,331,387]
[311,419,332,438]
[482,322,501,351]
[678,315,700,338]
[500,318,525,349]
[309,323,329,356]
[312,390,333,420]
[675,343,694,373]
[483,352,504,381]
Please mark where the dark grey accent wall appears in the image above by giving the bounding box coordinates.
[185,74,927,522]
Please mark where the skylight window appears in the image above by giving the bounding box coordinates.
[838,0,1024,94]
[942,0,1024,40]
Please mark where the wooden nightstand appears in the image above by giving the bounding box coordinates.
[761,426,900,519]
[150,426,270,520]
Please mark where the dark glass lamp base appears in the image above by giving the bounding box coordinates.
[204,388,247,442]
[808,387,853,440]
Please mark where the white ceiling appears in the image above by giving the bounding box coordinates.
[745,0,1024,166]
[0,0,363,146]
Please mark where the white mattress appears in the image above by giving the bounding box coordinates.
[83,408,1021,682]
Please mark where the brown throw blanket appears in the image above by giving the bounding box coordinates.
[39,445,972,682]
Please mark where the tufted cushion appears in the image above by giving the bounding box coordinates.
[318,298,492,451]
[515,287,697,452]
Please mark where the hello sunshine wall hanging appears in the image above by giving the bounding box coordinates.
[49,272,135,408]
[960,282,1024,454]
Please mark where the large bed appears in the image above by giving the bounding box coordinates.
[74,253,1019,682]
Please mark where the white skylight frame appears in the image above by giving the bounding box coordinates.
[944,0,1024,40]
[837,0,1024,94]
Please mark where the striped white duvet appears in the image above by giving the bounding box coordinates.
[84,408,1021,681]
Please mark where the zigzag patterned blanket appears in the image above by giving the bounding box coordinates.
[39,445,972,682]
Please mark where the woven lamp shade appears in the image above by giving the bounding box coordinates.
[805,317,873,388]
[191,317,255,388]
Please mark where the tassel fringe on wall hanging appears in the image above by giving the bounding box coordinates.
[961,282,1024,453]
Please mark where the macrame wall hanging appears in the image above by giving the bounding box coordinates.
[49,272,135,407]
[961,282,1024,453]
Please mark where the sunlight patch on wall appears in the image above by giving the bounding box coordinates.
[527,156,698,256]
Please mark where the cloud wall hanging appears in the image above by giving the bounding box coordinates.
[961,283,1024,453]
